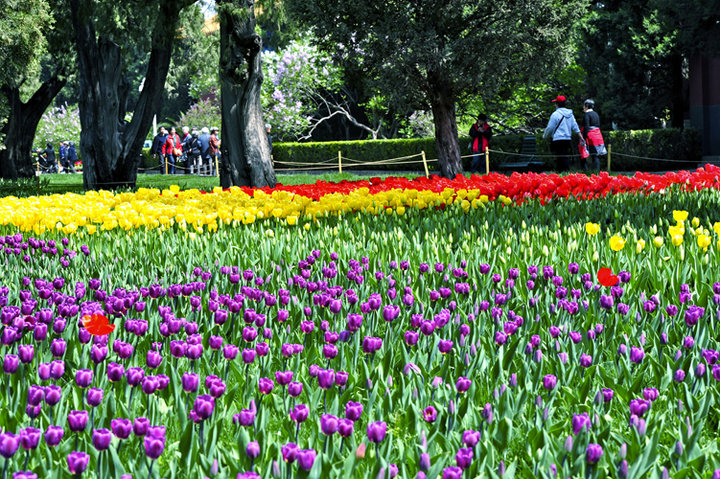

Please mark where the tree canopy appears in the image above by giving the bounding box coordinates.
[286,0,586,177]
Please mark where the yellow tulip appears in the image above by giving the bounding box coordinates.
[673,210,688,223]
[697,234,711,249]
[671,235,683,246]
[609,235,626,251]
[396,206,406,216]
[691,217,700,228]
[286,216,298,225]
[635,239,645,253]
[585,222,600,236]
[653,236,663,248]
[714,222,720,236]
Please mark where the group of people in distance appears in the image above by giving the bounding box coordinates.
[151,126,220,175]
[468,95,607,173]
[36,141,78,174]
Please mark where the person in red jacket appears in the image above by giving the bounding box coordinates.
[163,127,181,175]
[468,114,492,174]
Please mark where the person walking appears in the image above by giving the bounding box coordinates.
[163,127,181,175]
[581,99,606,171]
[468,113,492,174]
[209,127,221,176]
[180,126,192,174]
[58,141,67,173]
[198,127,211,176]
[67,141,78,173]
[186,129,202,175]
[151,127,168,169]
[543,95,581,172]
[43,142,57,172]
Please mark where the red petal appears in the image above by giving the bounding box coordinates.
[597,268,619,287]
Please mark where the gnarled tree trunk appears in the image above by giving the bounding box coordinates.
[429,70,463,179]
[70,0,188,190]
[218,0,276,188]
[0,77,66,180]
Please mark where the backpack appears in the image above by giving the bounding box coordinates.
[190,137,201,156]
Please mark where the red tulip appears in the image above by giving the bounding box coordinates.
[82,314,116,336]
[597,268,619,287]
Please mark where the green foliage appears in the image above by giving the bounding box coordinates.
[165,3,220,113]
[577,1,679,129]
[261,37,344,141]
[177,94,221,132]
[35,102,82,149]
[0,0,51,88]
[286,0,587,115]
[273,128,702,172]
[0,176,50,197]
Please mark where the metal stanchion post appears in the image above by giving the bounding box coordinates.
[338,151,342,174]
[165,156,168,175]
[215,156,220,178]
[485,149,490,175]
[421,151,429,178]
[607,144,611,173]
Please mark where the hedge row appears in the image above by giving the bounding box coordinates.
[133,128,702,173]
[271,128,702,172]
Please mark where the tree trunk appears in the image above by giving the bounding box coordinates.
[0,77,66,180]
[70,0,186,190]
[670,53,685,129]
[218,0,276,188]
[428,71,463,179]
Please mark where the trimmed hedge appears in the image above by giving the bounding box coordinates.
[272,128,702,173]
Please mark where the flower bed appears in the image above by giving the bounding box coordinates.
[0,175,719,478]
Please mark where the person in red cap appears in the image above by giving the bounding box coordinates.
[543,95,580,172]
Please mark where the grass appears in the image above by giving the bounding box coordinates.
[0,172,424,197]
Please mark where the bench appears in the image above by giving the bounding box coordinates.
[497,136,545,172]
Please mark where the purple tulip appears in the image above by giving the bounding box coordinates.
[67,451,89,474]
[288,381,303,397]
[194,394,215,420]
[297,449,316,471]
[345,401,363,422]
[144,435,165,459]
[290,404,309,423]
[455,377,471,394]
[442,466,463,479]
[586,443,603,464]
[543,375,557,390]
[423,406,437,423]
[629,346,645,364]
[246,440,260,459]
[455,447,473,470]
[87,388,103,407]
[110,418,132,439]
[320,414,339,435]
[133,417,150,436]
[281,443,299,463]
[68,410,88,433]
[572,412,591,434]
[338,418,354,438]
[258,377,274,395]
[3,354,19,374]
[367,421,387,443]
[19,428,41,450]
[92,428,112,451]
[44,426,64,447]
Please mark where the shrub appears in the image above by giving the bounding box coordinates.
[272,128,701,173]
